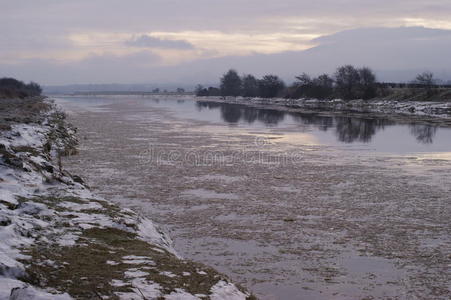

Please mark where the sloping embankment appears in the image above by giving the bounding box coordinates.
[0,97,252,299]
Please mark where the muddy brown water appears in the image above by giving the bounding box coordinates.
[55,95,451,300]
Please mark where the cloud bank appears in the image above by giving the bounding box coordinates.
[1,1,451,84]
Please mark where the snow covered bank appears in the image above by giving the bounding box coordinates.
[0,98,251,299]
[197,96,451,122]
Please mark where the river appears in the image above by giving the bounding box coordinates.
[55,95,451,300]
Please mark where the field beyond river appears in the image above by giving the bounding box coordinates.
[57,95,451,300]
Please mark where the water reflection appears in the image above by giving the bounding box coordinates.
[409,124,438,144]
[196,101,439,144]
[197,101,286,125]
[334,117,393,143]
[221,105,242,123]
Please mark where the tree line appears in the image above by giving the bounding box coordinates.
[196,70,286,99]
[196,66,444,100]
[0,77,42,99]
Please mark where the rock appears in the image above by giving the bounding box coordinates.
[4,156,23,169]
[0,216,11,226]
[18,202,47,216]
[72,175,85,184]
[42,163,54,173]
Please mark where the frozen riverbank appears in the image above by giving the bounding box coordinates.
[197,96,451,125]
[0,97,251,299]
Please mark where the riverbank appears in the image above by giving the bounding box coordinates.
[0,97,251,299]
[197,96,451,126]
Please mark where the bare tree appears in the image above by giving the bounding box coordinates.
[335,66,377,100]
[335,65,361,100]
[415,72,435,86]
[358,67,377,99]
[415,72,436,97]
[292,73,334,99]
[258,75,285,98]
[220,69,242,96]
[241,74,259,97]
[313,74,334,99]
[291,73,313,99]
[195,84,206,96]
[295,73,312,86]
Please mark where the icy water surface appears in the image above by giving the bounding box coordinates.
[56,95,451,300]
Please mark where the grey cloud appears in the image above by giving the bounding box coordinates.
[79,51,161,68]
[4,27,451,86]
[125,35,194,49]
[3,1,451,33]
[314,27,451,44]
[2,1,451,84]
[2,2,451,47]
[1,51,162,85]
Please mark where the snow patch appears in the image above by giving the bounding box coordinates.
[165,289,200,300]
[210,281,249,300]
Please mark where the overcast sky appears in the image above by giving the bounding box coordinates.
[2,0,451,85]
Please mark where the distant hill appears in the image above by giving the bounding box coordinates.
[43,83,193,95]
[163,26,451,84]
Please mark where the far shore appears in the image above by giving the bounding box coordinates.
[195,96,451,126]
[51,93,451,126]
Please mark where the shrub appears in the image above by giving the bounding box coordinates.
[413,72,437,97]
[0,78,42,99]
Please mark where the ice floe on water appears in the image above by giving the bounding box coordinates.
[181,188,239,200]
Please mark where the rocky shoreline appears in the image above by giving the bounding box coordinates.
[197,96,451,126]
[0,97,252,299]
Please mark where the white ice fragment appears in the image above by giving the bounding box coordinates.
[130,277,162,298]
[111,279,127,287]
[58,201,102,211]
[122,255,155,265]
[160,271,177,278]
[5,282,72,300]
[165,289,200,300]
[125,269,149,278]
[210,281,248,300]
[57,232,79,246]
[137,218,177,256]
